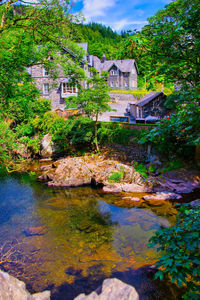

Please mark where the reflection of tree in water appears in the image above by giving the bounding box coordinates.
[15,192,122,292]
[67,199,115,250]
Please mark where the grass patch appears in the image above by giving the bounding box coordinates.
[108,171,124,183]
[133,162,148,178]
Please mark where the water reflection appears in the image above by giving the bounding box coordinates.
[0,174,179,298]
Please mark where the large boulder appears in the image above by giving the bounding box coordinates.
[74,278,139,300]
[40,156,147,190]
[0,270,50,300]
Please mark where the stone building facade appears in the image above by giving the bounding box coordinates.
[129,92,166,120]
[93,56,138,89]
[29,42,138,110]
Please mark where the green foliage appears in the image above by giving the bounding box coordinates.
[108,171,124,183]
[73,23,122,59]
[149,204,200,299]
[133,162,148,178]
[68,69,111,151]
[119,0,200,97]
[139,100,200,159]
[0,120,17,164]
[98,122,141,146]
[161,159,184,173]
[148,163,157,173]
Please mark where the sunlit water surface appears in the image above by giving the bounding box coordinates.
[0,173,195,299]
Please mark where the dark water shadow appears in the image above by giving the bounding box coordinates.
[50,265,183,300]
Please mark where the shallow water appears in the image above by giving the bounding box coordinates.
[0,173,198,299]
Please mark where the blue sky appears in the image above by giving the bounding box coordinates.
[73,0,172,32]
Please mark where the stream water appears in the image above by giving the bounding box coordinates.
[0,173,199,299]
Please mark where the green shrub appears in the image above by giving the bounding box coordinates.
[148,163,157,173]
[149,204,200,299]
[98,122,141,146]
[161,159,184,173]
[139,100,200,159]
[133,162,148,178]
[108,171,123,183]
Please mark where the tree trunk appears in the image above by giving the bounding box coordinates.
[94,115,99,152]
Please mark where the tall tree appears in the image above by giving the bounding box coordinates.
[120,0,200,93]
[0,0,85,123]
[67,68,111,151]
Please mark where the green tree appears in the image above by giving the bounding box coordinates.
[149,203,200,299]
[67,68,111,151]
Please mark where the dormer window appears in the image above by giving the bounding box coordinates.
[110,70,118,75]
[43,68,49,77]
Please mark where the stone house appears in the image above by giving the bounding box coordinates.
[129,92,166,121]
[93,56,138,90]
[29,42,138,110]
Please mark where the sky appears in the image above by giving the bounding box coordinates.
[72,0,172,32]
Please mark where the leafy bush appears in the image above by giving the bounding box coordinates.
[133,162,148,178]
[149,204,200,299]
[108,171,124,183]
[0,120,17,164]
[161,159,184,173]
[139,101,200,159]
[98,122,141,146]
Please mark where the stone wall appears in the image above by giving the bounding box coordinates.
[109,92,137,102]
[30,65,66,110]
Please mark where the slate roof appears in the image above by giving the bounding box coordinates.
[77,42,137,73]
[136,92,164,107]
[101,59,136,73]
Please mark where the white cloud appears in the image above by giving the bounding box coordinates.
[113,20,147,31]
[82,0,117,21]
[101,19,148,31]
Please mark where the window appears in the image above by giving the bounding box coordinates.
[43,83,49,94]
[124,81,128,88]
[116,82,119,88]
[110,81,114,87]
[43,68,49,77]
[62,83,77,94]
[110,69,118,75]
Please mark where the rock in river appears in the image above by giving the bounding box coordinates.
[39,155,148,192]
[75,278,139,300]
[24,226,47,236]
[0,270,50,300]
[143,192,182,206]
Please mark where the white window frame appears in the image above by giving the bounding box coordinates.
[110,81,114,87]
[62,83,77,95]
[43,83,49,95]
[43,68,49,77]
[110,69,118,76]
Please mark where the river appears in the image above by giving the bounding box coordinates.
[0,172,198,299]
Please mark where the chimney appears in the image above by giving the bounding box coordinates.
[101,54,106,63]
